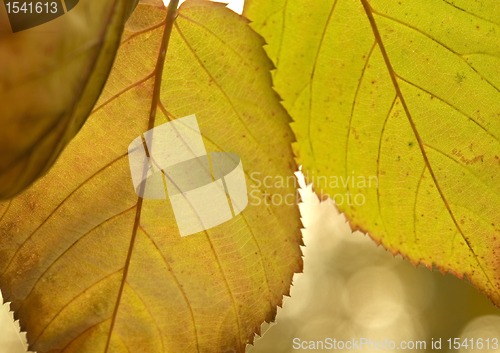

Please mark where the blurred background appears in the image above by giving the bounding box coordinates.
[2,0,500,352]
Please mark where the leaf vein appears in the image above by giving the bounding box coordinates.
[307,0,339,164]
[345,41,377,194]
[1,153,129,278]
[360,0,498,295]
[396,74,500,143]
[139,226,200,353]
[32,271,120,347]
[19,206,137,315]
[173,22,259,144]
[371,9,500,96]
[126,282,165,353]
[376,95,397,243]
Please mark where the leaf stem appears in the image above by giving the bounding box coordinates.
[148,0,179,130]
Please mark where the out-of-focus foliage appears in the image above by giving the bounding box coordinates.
[0,0,138,199]
[245,0,500,306]
[0,0,302,352]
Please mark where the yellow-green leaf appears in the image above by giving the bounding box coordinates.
[245,0,500,304]
[0,0,302,352]
[0,0,138,199]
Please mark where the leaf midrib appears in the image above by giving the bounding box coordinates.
[103,1,179,352]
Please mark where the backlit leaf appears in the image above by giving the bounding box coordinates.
[0,0,138,199]
[0,0,302,352]
[244,0,500,304]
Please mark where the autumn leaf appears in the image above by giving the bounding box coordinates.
[0,0,302,352]
[0,0,138,199]
[244,0,500,305]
